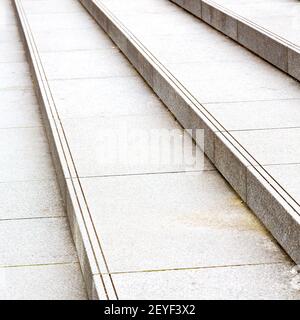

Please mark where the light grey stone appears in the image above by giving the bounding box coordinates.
[0,89,41,128]
[119,11,205,37]
[106,19,128,53]
[140,32,239,65]
[26,12,96,32]
[0,42,24,63]
[40,49,136,80]
[202,1,237,40]
[80,172,287,273]
[125,40,154,88]
[92,274,107,300]
[112,263,300,300]
[65,179,100,299]
[33,27,114,53]
[80,0,108,33]
[100,0,179,14]
[0,25,20,44]
[237,21,288,72]
[0,263,87,300]
[171,0,201,19]
[0,62,32,90]
[288,48,300,82]
[48,77,168,119]
[0,127,55,182]
[63,114,211,177]
[0,217,77,266]
[247,166,300,264]
[0,179,64,220]
[22,0,83,14]
[183,0,202,19]
[167,59,300,103]
[265,163,300,204]
[214,132,249,201]
[231,127,300,166]
[205,99,300,131]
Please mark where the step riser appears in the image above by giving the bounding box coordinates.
[79,0,300,264]
[170,0,300,82]
[12,0,113,300]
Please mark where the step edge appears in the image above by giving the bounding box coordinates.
[170,0,300,82]
[80,0,300,264]
[12,0,117,300]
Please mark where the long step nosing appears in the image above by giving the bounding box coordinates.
[170,0,300,82]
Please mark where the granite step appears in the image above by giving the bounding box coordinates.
[78,0,300,266]
[170,0,300,81]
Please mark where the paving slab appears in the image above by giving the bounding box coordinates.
[0,62,32,90]
[0,217,77,266]
[33,28,114,53]
[264,164,300,205]
[204,100,300,131]
[231,128,300,166]
[40,49,136,80]
[112,263,300,300]
[80,172,287,273]
[26,12,97,32]
[0,90,41,128]
[0,179,64,220]
[0,263,87,300]
[0,25,20,43]
[22,0,83,14]
[166,60,300,103]
[48,77,169,118]
[0,127,55,182]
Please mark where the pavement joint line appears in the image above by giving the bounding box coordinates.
[0,54,26,62]
[77,169,217,181]
[261,162,300,168]
[46,74,138,82]
[98,261,289,276]
[80,0,300,264]
[41,47,120,54]
[202,98,300,104]
[0,216,66,223]
[0,261,81,270]
[0,86,32,92]
[13,0,118,300]
[0,177,57,184]
[225,126,300,133]
[24,11,83,16]
[0,125,43,131]
[39,47,118,54]
[60,111,170,121]
[0,86,33,92]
